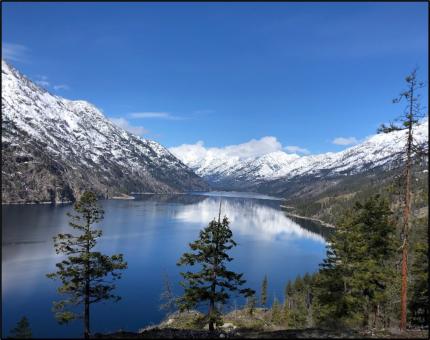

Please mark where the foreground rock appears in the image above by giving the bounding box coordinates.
[94,328,428,339]
[94,310,428,339]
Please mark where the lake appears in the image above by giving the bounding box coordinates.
[2,192,328,338]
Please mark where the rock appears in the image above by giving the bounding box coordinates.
[220,322,236,330]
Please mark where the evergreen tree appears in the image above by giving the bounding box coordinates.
[313,239,356,329]
[271,296,282,325]
[47,191,127,338]
[290,276,308,328]
[282,298,290,328]
[377,69,427,330]
[160,272,176,316]
[285,281,293,310]
[409,217,429,326]
[302,273,314,326]
[8,316,32,339]
[313,195,397,329]
[261,275,268,308]
[283,281,294,328]
[245,293,257,316]
[176,212,254,331]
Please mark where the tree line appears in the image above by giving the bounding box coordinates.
[242,196,427,332]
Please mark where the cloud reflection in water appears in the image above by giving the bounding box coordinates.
[175,197,326,243]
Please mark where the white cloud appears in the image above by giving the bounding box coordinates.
[175,197,325,243]
[169,136,303,164]
[35,76,50,87]
[129,112,183,120]
[2,42,29,62]
[53,84,70,91]
[109,117,149,136]
[32,75,70,91]
[332,136,359,146]
[35,80,50,87]
[284,145,310,154]
[221,136,283,158]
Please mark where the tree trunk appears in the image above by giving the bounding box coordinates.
[208,216,220,332]
[208,289,215,331]
[400,96,414,332]
[84,289,90,339]
[84,222,91,339]
[400,242,408,331]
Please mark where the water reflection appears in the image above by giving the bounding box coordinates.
[175,197,326,243]
[2,193,328,338]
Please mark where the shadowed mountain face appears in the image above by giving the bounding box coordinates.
[1,60,208,204]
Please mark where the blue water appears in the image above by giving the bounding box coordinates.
[2,192,327,338]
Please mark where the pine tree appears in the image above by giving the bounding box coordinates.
[283,281,294,327]
[283,299,290,328]
[302,273,314,326]
[245,293,257,316]
[290,276,308,328]
[176,209,254,331]
[377,69,427,330]
[409,217,428,326]
[261,275,268,308]
[313,195,397,329]
[354,196,398,329]
[8,316,32,339]
[271,296,282,325]
[160,272,176,316]
[47,191,127,338]
[285,281,294,310]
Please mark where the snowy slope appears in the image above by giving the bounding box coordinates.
[172,117,428,189]
[1,60,207,203]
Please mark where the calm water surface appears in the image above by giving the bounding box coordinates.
[2,192,328,338]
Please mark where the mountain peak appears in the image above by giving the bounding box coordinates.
[2,61,207,203]
[174,120,428,189]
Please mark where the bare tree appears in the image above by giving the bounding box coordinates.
[377,68,427,331]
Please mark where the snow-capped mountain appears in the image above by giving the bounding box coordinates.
[171,119,428,192]
[1,60,207,203]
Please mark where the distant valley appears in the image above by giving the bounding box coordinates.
[170,120,428,193]
[2,60,427,207]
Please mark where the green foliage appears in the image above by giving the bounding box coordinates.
[261,274,268,307]
[177,215,254,330]
[409,216,429,326]
[377,122,403,134]
[285,163,428,227]
[271,296,283,325]
[245,293,257,316]
[160,272,177,316]
[46,191,127,334]
[8,316,32,339]
[312,195,398,329]
[283,275,310,329]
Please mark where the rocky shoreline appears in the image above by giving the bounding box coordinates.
[93,310,428,339]
[280,205,336,228]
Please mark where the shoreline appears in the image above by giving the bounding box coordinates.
[280,205,336,229]
[111,194,135,200]
[2,191,282,205]
[2,200,73,206]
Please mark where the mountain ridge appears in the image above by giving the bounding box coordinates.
[1,60,208,204]
[170,119,428,193]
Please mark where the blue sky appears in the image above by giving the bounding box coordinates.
[2,2,428,155]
